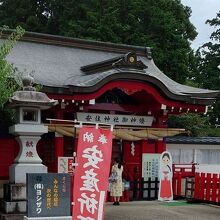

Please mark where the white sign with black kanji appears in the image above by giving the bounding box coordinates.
[142,154,160,179]
[76,112,154,126]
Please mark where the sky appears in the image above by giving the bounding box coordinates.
[181,0,220,50]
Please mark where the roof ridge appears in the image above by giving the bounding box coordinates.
[1,28,152,58]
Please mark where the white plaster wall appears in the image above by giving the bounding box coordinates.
[196,164,220,174]
[167,143,220,174]
[167,143,220,164]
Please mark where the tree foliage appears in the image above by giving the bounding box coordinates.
[0,0,50,32]
[0,0,197,84]
[0,25,25,130]
[0,25,25,109]
[170,11,220,134]
[195,11,220,126]
[168,113,217,137]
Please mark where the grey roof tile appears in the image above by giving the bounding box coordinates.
[166,136,220,144]
[1,31,218,105]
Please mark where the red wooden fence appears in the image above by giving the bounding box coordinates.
[172,164,196,197]
[172,163,196,177]
[194,172,220,203]
[173,172,182,197]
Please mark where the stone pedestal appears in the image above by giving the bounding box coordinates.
[0,213,25,220]
[4,184,26,201]
[0,183,26,220]
[9,164,47,184]
[0,200,26,214]
[9,124,48,183]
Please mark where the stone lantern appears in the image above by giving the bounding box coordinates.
[8,75,58,183]
[0,76,57,218]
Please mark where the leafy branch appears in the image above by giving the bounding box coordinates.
[0,26,25,109]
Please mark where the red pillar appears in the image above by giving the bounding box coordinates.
[155,139,166,153]
[55,132,64,158]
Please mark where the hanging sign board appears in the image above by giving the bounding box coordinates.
[76,112,154,126]
[72,126,113,220]
[58,157,74,175]
[158,151,173,201]
[142,153,160,179]
[27,173,71,217]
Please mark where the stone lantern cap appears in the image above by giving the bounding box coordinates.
[8,75,58,109]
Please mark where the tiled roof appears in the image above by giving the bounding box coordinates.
[0,31,218,104]
[166,136,220,145]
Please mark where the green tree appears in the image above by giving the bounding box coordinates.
[0,25,25,130]
[58,0,197,84]
[0,0,50,32]
[196,11,220,126]
[0,26,25,108]
[0,0,198,84]
[167,113,220,137]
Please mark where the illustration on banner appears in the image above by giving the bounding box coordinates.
[158,151,173,201]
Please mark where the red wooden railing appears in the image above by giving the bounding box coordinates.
[172,163,196,197]
[172,163,196,177]
[194,173,220,203]
[173,172,182,197]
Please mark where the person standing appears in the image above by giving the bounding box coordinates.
[110,158,123,205]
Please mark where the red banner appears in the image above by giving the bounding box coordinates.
[72,126,113,220]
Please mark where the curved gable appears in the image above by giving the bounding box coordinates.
[1,31,218,106]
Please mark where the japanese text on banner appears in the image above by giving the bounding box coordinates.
[72,126,113,220]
